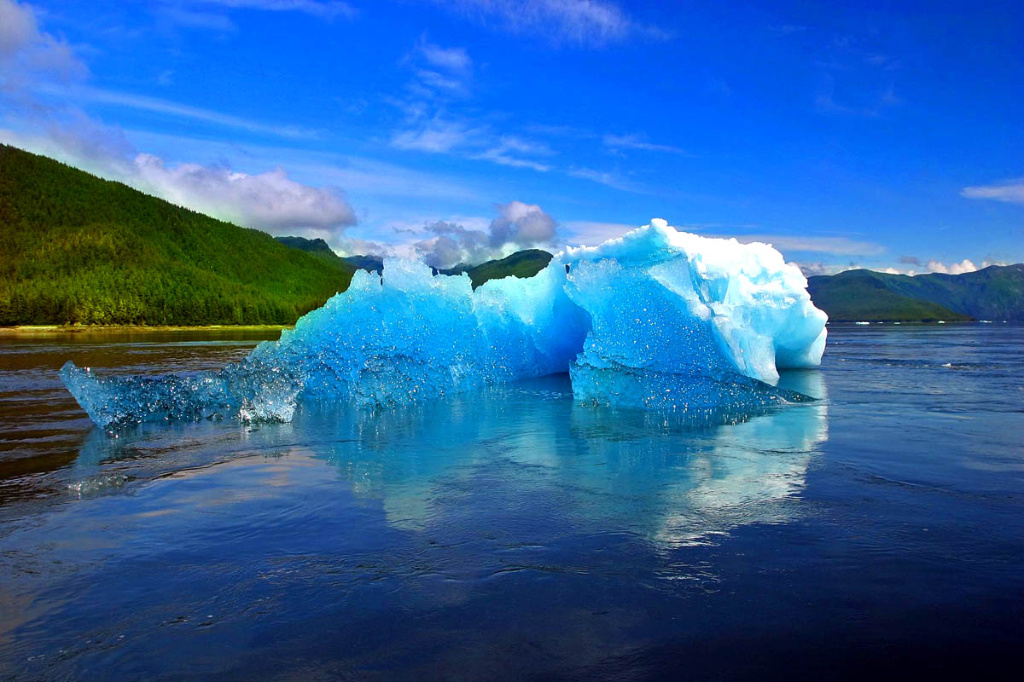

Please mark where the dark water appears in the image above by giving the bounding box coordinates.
[0,326,1022,680]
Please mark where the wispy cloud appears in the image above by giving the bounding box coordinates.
[429,0,669,46]
[813,34,903,117]
[961,178,1024,205]
[561,220,636,245]
[190,0,356,19]
[405,37,475,98]
[36,84,319,139]
[473,136,552,171]
[160,7,239,32]
[390,38,551,172]
[724,234,886,257]
[391,118,478,153]
[815,78,899,117]
[418,41,472,76]
[568,167,640,192]
[603,133,689,155]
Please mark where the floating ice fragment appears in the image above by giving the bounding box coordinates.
[62,220,827,427]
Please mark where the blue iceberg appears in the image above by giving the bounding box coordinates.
[61,220,828,428]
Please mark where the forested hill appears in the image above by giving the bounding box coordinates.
[0,145,355,326]
[434,249,553,288]
[807,265,1024,322]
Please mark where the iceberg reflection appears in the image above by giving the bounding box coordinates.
[307,372,829,547]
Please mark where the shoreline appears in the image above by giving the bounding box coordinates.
[0,325,292,336]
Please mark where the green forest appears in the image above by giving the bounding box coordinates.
[0,145,355,326]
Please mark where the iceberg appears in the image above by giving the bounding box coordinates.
[61,220,827,428]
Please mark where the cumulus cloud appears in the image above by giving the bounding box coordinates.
[134,154,356,233]
[961,178,1024,205]
[431,0,668,46]
[925,259,977,275]
[413,202,559,268]
[488,201,557,246]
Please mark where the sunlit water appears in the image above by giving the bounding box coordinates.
[1,326,1022,680]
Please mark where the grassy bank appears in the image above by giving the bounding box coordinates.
[0,324,291,336]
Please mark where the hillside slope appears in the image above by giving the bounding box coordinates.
[807,270,970,322]
[0,145,354,326]
[807,265,1024,322]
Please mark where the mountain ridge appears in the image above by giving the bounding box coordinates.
[807,265,1024,322]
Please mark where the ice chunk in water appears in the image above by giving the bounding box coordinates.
[62,220,827,427]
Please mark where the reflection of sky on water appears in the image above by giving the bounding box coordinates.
[0,370,829,677]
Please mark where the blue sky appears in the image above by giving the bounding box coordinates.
[1,0,1022,273]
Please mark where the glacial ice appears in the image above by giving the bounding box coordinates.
[60,219,828,428]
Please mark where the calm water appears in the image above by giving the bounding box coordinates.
[0,326,1022,680]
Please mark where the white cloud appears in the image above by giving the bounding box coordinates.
[961,178,1024,205]
[134,154,356,234]
[488,200,557,246]
[413,202,559,268]
[925,259,977,276]
[432,0,668,46]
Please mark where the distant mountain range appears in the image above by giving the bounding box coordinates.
[2,143,1021,326]
[807,266,1024,322]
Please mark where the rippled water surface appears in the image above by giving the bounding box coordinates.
[1,326,1022,680]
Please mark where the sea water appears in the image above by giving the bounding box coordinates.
[1,325,1022,679]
